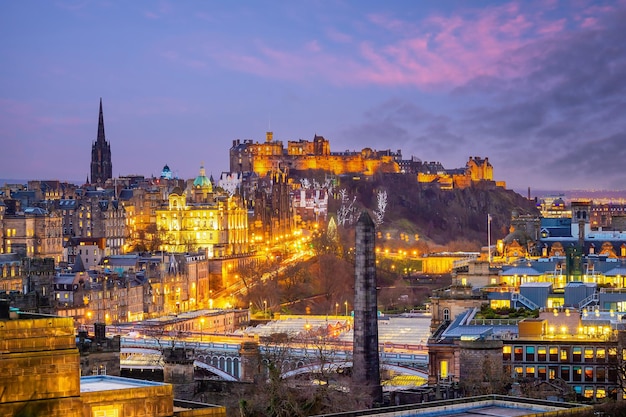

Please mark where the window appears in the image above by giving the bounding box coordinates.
[584,367,593,382]
[584,386,594,399]
[597,348,606,361]
[538,366,547,380]
[439,360,448,379]
[561,366,570,381]
[526,346,536,361]
[514,346,523,361]
[584,348,594,362]
[514,366,523,377]
[597,367,606,382]
[573,347,582,362]
[443,308,450,321]
[537,346,547,361]
[573,366,582,382]
[525,366,535,377]
[549,366,557,380]
[550,346,558,361]
[503,346,511,361]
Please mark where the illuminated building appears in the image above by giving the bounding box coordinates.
[417,156,504,189]
[230,132,401,176]
[0,302,225,416]
[428,303,623,402]
[250,169,294,244]
[1,204,63,262]
[156,166,248,256]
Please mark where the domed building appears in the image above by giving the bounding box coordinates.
[156,165,248,258]
[191,164,213,203]
[160,164,173,180]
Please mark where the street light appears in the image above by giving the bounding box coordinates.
[200,317,205,342]
[264,300,267,319]
[335,303,339,317]
[344,301,348,316]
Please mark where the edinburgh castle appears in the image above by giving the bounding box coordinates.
[229,132,504,189]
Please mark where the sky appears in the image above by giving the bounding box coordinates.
[1,0,625,193]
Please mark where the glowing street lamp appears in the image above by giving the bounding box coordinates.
[335,303,339,316]
[264,300,268,319]
[344,301,348,316]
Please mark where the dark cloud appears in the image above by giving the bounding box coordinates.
[450,6,626,189]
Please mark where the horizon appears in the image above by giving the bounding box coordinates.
[2,1,625,191]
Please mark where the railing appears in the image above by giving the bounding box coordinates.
[121,337,241,353]
[511,292,540,310]
[578,292,599,309]
[469,318,524,326]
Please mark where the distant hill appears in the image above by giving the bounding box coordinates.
[329,175,539,250]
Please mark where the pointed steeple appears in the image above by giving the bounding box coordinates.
[90,98,113,185]
[97,97,106,144]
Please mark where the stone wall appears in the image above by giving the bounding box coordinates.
[0,316,82,417]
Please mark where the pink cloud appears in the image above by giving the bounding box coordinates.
[162,1,621,89]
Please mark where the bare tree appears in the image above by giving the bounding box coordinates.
[336,189,357,227]
[372,189,387,227]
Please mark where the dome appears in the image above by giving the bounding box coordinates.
[161,164,172,179]
[193,165,212,190]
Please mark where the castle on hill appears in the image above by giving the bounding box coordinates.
[229,132,505,189]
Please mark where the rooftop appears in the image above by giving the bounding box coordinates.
[313,395,589,417]
[80,375,167,393]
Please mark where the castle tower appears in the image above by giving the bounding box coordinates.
[352,211,382,406]
[90,98,113,185]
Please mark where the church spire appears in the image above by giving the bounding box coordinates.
[90,98,113,185]
[97,97,106,144]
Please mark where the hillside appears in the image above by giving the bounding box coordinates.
[327,174,539,251]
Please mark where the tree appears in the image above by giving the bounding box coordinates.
[336,189,357,227]
[372,189,387,227]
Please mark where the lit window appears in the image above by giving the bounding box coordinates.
[503,346,511,361]
[439,360,448,379]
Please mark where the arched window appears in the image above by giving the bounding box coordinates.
[443,308,450,321]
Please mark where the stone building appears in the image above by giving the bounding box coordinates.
[156,167,249,257]
[1,205,63,262]
[417,156,505,189]
[90,98,113,185]
[0,302,225,416]
[250,169,294,244]
[229,132,401,177]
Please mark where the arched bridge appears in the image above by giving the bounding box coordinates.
[120,337,428,382]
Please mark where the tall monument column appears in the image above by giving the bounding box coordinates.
[352,211,382,406]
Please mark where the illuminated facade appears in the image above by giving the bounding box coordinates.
[156,166,248,256]
[1,206,63,262]
[0,306,226,416]
[230,132,401,176]
[418,156,504,189]
[427,303,623,402]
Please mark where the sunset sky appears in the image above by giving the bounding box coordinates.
[1,0,625,192]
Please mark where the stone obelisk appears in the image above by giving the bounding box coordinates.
[352,211,382,405]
